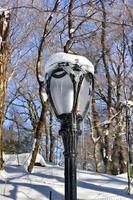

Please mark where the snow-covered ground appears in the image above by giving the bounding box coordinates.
[0,154,133,200]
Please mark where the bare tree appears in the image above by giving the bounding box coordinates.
[28,0,60,173]
[0,9,10,169]
[1,0,133,175]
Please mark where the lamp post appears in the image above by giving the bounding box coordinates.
[124,101,133,195]
[122,100,133,195]
[45,52,94,200]
[126,106,132,195]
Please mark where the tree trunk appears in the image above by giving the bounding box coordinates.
[0,10,10,170]
[45,113,49,161]
[49,109,55,162]
[100,0,112,174]
[94,142,99,172]
[28,106,46,172]
[92,98,104,168]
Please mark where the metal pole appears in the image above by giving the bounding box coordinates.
[49,191,52,200]
[126,107,132,195]
[60,115,78,200]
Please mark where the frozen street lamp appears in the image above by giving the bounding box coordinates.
[122,100,133,194]
[45,52,94,200]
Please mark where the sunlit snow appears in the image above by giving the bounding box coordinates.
[0,153,132,200]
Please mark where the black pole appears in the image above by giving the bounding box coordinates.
[49,191,52,200]
[126,108,132,195]
[60,114,78,200]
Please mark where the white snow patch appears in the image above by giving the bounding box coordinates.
[3,153,48,169]
[45,52,94,75]
[70,28,75,33]
[0,7,9,16]
[122,100,133,108]
[41,91,48,102]
[105,129,109,135]
[38,74,45,82]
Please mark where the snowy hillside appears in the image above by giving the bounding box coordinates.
[0,154,132,200]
